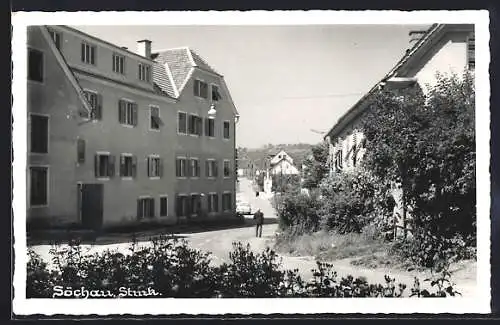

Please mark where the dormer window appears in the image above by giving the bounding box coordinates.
[81,42,96,65]
[48,29,62,50]
[194,80,208,98]
[138,63,151,82]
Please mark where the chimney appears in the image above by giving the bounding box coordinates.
[408,30,427,47]
[137,39,152,58]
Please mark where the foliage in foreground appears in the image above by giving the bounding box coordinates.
[26,237,459,298]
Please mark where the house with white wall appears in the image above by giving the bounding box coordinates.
[323,23,475,237]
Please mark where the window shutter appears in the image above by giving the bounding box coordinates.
[205,160,210,177]
[176,195,181,216]
[95,93,103,120]
[108,155,115,177]
[183,160,188,177]
[147,157,151,177]
[94,154,99,177]
[214,161,218,177]
[187,159,193,177]
[150,198,155,218]
[175,159,180,177]
[215,194,219,212]
[77,139,85,163]
[159,158,163,178]
[204,118,209,136]
[118,100,124,124]
[119,155,125,176]
[132,155,137,177]
[137,199,142,220]
[133,103,138,126]
[197,117,202,136]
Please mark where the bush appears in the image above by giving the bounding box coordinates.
[27,238,461,298]
[275,191,322,235]
[319,169,391,234]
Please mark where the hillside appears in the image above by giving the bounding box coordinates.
[237,143,316,170]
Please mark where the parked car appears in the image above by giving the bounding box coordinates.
[236,201,252,215]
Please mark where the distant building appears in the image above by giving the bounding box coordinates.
[268,150,299,175]
[27,25,239,229]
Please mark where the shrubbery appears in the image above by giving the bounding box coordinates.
[274,72,476,269]
[26,237,459,298]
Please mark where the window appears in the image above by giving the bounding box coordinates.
[30,166,48,206]
[467,35,475,70]
[77,139,85,163]
[176,158,188,177]
[222,193,232,211]
[335,150,343,172]
[81,42,96,65]
[206,160,218,178]
[137,197,155,219]
[48,30,62,50]
[178,112,187,134]
[112,53,125,74]
[118,99,138,126]
[176,195,189,217]
[160,196,168,217]
[28,49,43,82]
[83,91,102,120]
[223,160,231,178]
[208,193,219,213]
[120,154,137,178]
[150,106,161,130]
[211,85,222,101]
[194,80,208,98]
[189,158,200,177]
[188,115,203,136]
[190,194,201,216]
[94,153,115,178]
[30,114,48,154]
[138,63,151,82]
[223,121,230,139]
[148,156,162,178]
[205,118,215,137]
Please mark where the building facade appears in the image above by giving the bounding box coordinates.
[27,25,239,229]
[325,24,475,176]
[322,24,475,237]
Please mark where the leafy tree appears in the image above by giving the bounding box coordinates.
[361,72,475,262]
[302,141,330,190]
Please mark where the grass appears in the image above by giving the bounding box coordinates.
[274,226,411,270]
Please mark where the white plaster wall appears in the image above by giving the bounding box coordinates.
[415,38,468,93]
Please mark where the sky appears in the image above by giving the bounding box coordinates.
[72,24,429,149]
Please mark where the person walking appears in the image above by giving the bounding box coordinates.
[253,208,264,238]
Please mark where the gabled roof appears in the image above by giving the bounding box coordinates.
[39,26,92,117]
[324,23,451,139]
[151,47,223,97]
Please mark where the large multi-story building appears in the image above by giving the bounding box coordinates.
[27,25,239,229]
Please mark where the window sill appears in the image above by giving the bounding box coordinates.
[29,151,49,155]
[177,176,187,179]
[28,79,44,85]
[96,177,110,181]
[120,124,135,128]
[223,138,231,141]
[177,131,188,135]
[29,204,49,209]
[149,128,161,132]
[121,177,133,180]
[149,176,160,180]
